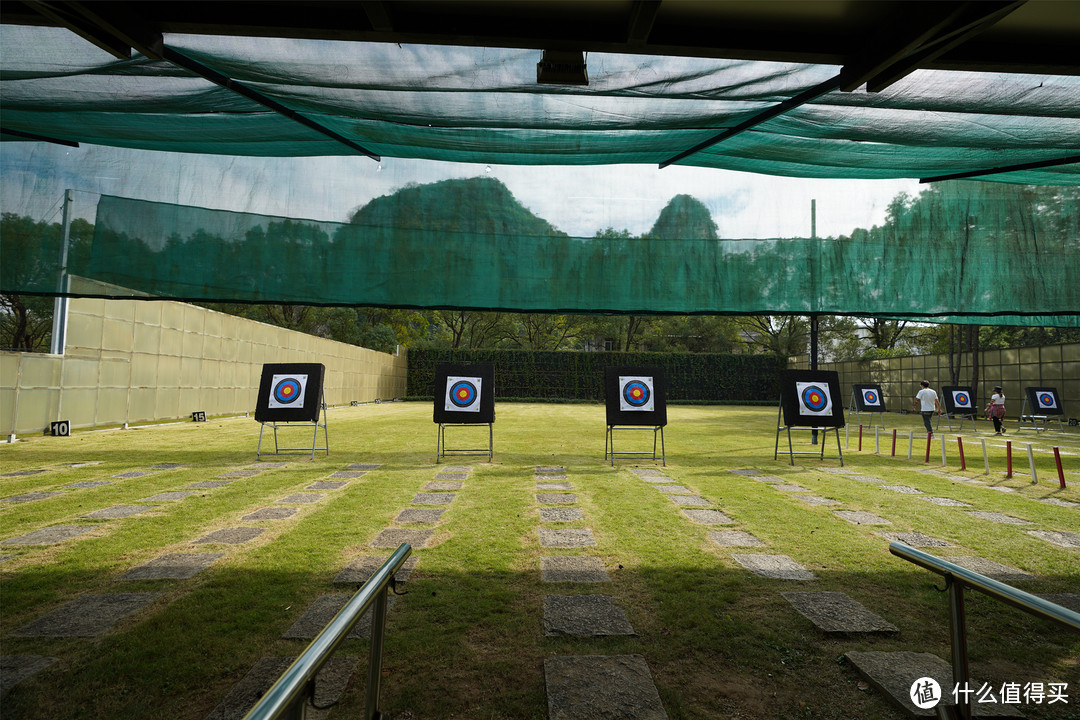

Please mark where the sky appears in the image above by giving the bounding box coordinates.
[1,141,922,240]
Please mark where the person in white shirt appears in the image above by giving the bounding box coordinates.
[913,380,941,436]
[984,385,1006,435]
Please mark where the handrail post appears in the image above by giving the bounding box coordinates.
[365,587,390,720]
[946,576,971,720]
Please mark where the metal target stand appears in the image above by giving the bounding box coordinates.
[773,402,843,466]
[257,393,329,460]
[605,425,665,467]
[935,411,977,432]
[435,422,492,463]
[1017,396,1064,433]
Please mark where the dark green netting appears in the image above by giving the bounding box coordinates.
[3,180,1075,326]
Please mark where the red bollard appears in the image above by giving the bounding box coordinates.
[1054,447,1067,489]
[891,429,897,457]
[1006,441,1013,478]
[858,424,863,451]
[925,433,932,463]
[957,437,966,471]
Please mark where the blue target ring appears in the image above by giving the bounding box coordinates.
[273,378,302,405]
[864,390,878,404]
[449,380,478,408]
[1039,392,1055,407]
[955,392,970,406]
[801,385,829,412]
[623,380,651,407]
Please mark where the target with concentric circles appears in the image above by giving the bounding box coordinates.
[618,376,654,411]
[444,376,482,412]
[1038,392,1056,408]
[267,374,308,408]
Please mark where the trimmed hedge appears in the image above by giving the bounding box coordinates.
[407,349,783,403]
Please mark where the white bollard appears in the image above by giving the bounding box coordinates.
[907,430,914,460]
[875,426,880,454]
[1027,443,1038,485]
[981,438,989,475]
[941,434,947,467]
[845,423,849,449]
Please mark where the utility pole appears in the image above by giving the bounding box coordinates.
[810,199,819,444]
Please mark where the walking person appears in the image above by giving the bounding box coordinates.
[913,380,942,437]
[985,385,1007,435]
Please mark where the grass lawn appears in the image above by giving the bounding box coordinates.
[1,402,1078,719]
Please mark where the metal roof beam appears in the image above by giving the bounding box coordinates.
[920,155,1079,183]
[1,127,79,147]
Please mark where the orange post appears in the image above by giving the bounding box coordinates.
[1054,447,1066,489]
[858,424,863,451]
[957,437,966,471]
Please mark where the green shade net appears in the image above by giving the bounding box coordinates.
[5,178,1075,326]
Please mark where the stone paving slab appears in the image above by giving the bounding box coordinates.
[140,491,197,502]
[751,475,786,484]
[543,595,635,636]
[328,470,365,479]
[204,656,355,720]
[395,508,445,524]
[1,492,65,504]
[9,593,161,637]
[848,475,886,483]
[845,650,1022,718]
[967,511,1032,525]
[665,495,711,506]
[537,493,577,504]
[537,482,573,490]
[921,496,972,507]
[150,463,184,470]
[242,507,298,521]
[112,471,152,479]
[782,592,898,633]
[540,508,586,522]
[307,481,347,490]
[833,510,891,525]
[985,486,1016,494]
[876,531,951,547]
[187,481,233,489]
[434,472,469,480]
[1,525,93,546]
[541,556,610,583]
[412,493,456,505]
[545,655,667,720]
[946,557,1034,582]
[440,465,473,473]
[729,469,763,476]
[218,469,261,478]
[69,461,102,468]
[654,484,693,494]
[536,466,565,473]
[371,528,434,549]
[277,493,324,504]
[882,485,923,494]
[82,505,155,519]
[1026,530,1080,548]
[426,481,464,491]
[731,554,816,580]
[346,463,381,470]
[682,509,735,525]
[122,553,225,580]
[1039,498,1080,509]
[334,555,418,585]
[629,468,668,477]
[62,481,113,489]
[282,595,397,639]
[1,469,47,477]
[539,528,596,547]
[772,484,811,493]
[799,496,841,505]
[639,476,673,484]
[1,655,59,698]
[248,462,289,469]
[536,474,568,481]
[816,467,855,475]
[193,527,265,545]
[708,530,765,547]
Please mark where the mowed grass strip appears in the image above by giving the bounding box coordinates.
[1,402,1077,720]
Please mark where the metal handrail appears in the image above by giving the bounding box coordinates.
[889,541,1079,720]
[242,542,413,720]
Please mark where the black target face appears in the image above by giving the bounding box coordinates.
[449,380,478,408]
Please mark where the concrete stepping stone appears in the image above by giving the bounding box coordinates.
[545,655,667,720]
[248,462,288,470]
[543,595,635,636]
[816,467,855,475]
[9,593,161,637]
[654,484,693,494]
[218,469,261,478]
[730,469,763,476]
[876,531,951,547]
[731,554,816,580]
[426,481,463,491]
[62,480,112,489]
[772,484,811,493]
[69,461,102,468]
[882,485,923,494]
[540,508,585,522]
[541,557,610,583]
[112,471,152,479]
[750,475,786,483]
[921,496,972,507]
[149,463,184,470]
[1026,530,1080,548]
[845,650,1022,718]
[328,470,365,479]
[967,511,1031,525]
[371,528,433,549]
[434,472,468,480]
[277,493,324,504]
[537,493,577,504]
[334,555,418,585]
[193,527,264,545]
[537,482,573,490]
[848,475,886,483]
[629,468,668,477]
[242,507,297,521]
[1039,498,1080,509]
[139,491,197,502]
[307,481,347,490]
[412,493,455,505]
[1,469,47,477]
[1,655,59,699]
[665,495,711,507]
[82,505,155,519]
[539,528,596,547]
[536,474,568,481]
[682,509,735,525]
[1,526,93,546]
[782,592,898,633]
[122,553,225,580]
[347,463,381,470]
[1,492,64,504]
[395,508,444,524]
[282,595,397,639]
[204,656,355,720]
[800,496,841,506]
[536,466,565,473]
[946,557,1034,582]
[639,476,673,484]
[833,510,891,525]
[187,480,233,489]
[440,465,472,473]
[709,530,765,547]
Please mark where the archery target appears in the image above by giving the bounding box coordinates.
[951,390,973,409]
[268,374,308,408]
[1037,391,1058,410]
[619,376,655,411]
[796,381,833,417]
[861,388,882,408]
[445,376,482,412]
